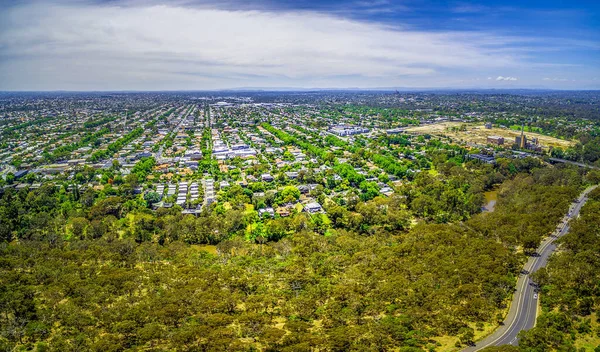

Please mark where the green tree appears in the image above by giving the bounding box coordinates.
[69,217,90,239]
[5,172,15,185]
[144,192,161,206]
[280,186,300,203]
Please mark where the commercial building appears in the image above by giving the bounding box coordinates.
[329,125,369,137]
[515,135,527,149]
[468,154,496,164]
[487,136,504,145]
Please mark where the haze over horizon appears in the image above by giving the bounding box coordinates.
[1,0,599,91]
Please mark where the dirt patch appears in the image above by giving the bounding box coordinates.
[405,122,574,150]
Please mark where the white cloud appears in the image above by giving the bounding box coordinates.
[0,1,595,90]
[0,2,530,90]
[451,4,488,14]
[543,77,568,81]
[496,76,518,81]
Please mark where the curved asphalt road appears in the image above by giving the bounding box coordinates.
[463,185,598,351]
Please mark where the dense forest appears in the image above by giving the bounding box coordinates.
[520,186,600,351]
[1,160,597,351]
[482,187,600,352]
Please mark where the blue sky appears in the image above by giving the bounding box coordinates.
[0,0,598,90]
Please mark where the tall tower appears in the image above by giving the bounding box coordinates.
[520,123,526,148]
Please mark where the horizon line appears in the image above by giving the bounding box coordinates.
[1,87,599,93]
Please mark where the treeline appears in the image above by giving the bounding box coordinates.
[372,152,411,178]
[44,128,109,162]
[552,135,600,166]
[199,128,216,175]
[325,134,348,148]
[291,124,315,137]
[152,132,174,152]
[83,116,116,129]
[386,134,411,146]
[333,163,365,185]
[319,105,422,125]
[157,108,175,123]
[89,128,143,162]
[130,157,156,182]
[466,163,585,249]
[401,168,484,223]
[3,116,55,133]
[324,130,415,178]
[261,123,330,160]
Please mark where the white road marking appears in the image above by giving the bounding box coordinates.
[468,186,597,351]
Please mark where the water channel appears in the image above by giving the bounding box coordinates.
[482,190,498,212]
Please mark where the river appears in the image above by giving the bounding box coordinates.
[483,190,498,212]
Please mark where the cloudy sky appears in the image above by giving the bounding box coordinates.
[0,0,598,90]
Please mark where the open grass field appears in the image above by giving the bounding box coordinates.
[404,122,575,150]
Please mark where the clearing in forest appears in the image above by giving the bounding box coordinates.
[404,122,575,150]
